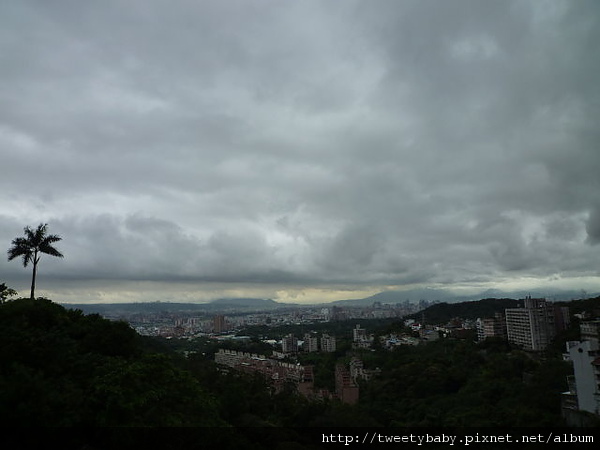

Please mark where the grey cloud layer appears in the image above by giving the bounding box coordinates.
[1,0,599,298]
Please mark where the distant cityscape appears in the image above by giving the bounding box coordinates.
[85,300,426,338]
[73,294,600,421]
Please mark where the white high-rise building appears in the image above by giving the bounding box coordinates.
[566,340,600,415]
[505,297,563,351]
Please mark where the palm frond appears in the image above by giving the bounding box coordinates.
[40,232,63,257]
[39,244,64,258]
[44,234,62,243]
[30,224,49,246]
[7,223,63,266]
[7,238,34,267]
[7,238,28,255]
[23,225,37,243]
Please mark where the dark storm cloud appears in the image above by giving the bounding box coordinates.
[587,206,600,246]
[1,0,599,301]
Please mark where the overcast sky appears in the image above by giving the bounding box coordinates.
[1,0,599,304]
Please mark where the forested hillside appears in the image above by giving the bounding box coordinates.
[0,297,224,427]
[404,298,520,323]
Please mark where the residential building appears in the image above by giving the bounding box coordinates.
[353,324,367,342]
[349,357,379,383]
[555,306,571,333]
[303,333,319,352]
[335,363,359,404]
[321,333,336,352]
[477,312,507,341]
[214,349,268,368]
[580,319,600,349]
[213,315,227,333]
[281,333,298,353]
[565,340,600,415]
[562,319,600,423]
[214,349,312,395]
[476,318,485,341]
[505,297,567,351]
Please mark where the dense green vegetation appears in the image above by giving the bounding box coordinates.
[1,296,597,445]
[0,297,223,427]
[358,338,571,426]
[404,298,520,323]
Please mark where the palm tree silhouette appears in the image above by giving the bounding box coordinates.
[7,223,64,299]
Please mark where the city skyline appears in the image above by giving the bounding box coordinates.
[1,1,599,304]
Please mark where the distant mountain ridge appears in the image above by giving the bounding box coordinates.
[60,288,598,315]
[208,297,282,309]
[330,288,456,306]
[61,297,289,315]
[330,288,599,307]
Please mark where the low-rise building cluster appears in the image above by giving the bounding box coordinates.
[128,302,418,338]
[276,332,337,354]
[214,348,366,404]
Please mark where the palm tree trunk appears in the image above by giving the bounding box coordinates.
[30,250,38,300]
[30,262,37,300]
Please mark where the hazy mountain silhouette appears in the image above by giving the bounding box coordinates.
[61,287,597,315]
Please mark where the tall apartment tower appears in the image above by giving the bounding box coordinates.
[353,324,367,342]
[281,333,298,353]
[303,333,319,352]
[566,340,600,415]
[321,334,337,353]
[505,297,559,351]
[213,315,227,333]
[563,320,600,419]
